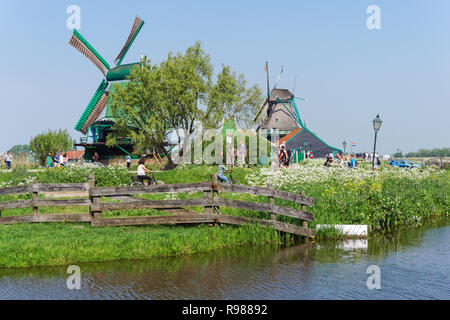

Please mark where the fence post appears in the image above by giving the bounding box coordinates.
[89,174,102,218]
[268,183,275,221]
[203,179,212,214]
[32,183,39,216]
[301,190,308,229]
[211,174,220,214]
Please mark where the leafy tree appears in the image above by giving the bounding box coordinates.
[392,151,403,158]
[107,42,262,169]
[29,129,73,165]
[405,147,450,157]
[207,65,262,129]
[9,144,31,155]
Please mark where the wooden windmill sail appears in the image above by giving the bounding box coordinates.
[254,62,306,135]
[69,16,145,134]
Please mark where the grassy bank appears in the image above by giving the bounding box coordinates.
[0,223,282,268]
[246,160,449,232]
[0,161,448,267]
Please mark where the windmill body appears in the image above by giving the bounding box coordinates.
[69,17,145,162]
[255,62,341,159]
[259,88,299,136]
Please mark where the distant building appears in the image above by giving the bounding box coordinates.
[255,86,341,158]
[66,150,85,163]
[276,127,341,158]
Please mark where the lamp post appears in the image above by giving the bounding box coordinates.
[372,114,382,171]
[342,140,347,154]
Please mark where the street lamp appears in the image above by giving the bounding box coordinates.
[342,140,347,154]
[372,114,382,171]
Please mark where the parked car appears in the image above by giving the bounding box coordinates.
[390,160,422,168]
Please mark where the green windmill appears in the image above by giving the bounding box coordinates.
[69,16,145,135]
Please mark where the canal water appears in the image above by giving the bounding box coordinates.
[1,218,449,299]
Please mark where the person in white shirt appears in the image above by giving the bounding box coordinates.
[5,151,12,170]
[137,159,154,185]
[126,155,132,169]
[237,141,247,167]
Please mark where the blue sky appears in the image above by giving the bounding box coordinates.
[0,0,449,155]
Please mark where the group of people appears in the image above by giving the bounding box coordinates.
[45,152,68,168]
[225,137,247,167]
[323,152,358,168]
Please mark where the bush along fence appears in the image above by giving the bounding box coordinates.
[0,175,315,238]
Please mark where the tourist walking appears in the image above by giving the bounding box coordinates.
[5,151,12,170]
[279,144,288,169]
[126,155,132,169]
[53,153,60,167]
[226,134,235,166]
[59,153,65,167]
[92,152,99,165]
[237,141,247,167]
[46,153,53,168]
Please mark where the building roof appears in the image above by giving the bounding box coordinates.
[66,150,85,160]
[269,89,294,102]
[276,128,303,146]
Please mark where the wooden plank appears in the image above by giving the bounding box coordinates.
[36,199,91,207]
[38,183,89,192]
[217,183,314,206]
[91,182,210,197]
[30,214,91,223]
[0,199,33,210]
[215,215,315,238]
[0,185,31,195]
[156,208,202,215]
[213,198,314,222]
[0,214,91,224]
[0,214,34,224]
[91,198,210,211]
[91,214,216,227]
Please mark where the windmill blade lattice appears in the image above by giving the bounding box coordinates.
[69,30,111,76]
[75,80,109,134]
[115,16,145,66]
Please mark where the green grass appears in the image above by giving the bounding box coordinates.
[0,163,448,267]
[0,223,282,268]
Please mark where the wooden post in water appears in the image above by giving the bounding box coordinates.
[32,183,39,216]
[301,190,308,229]
[268,183,275,221]
[89,174,102,218]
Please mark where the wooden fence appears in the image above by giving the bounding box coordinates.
[0,175,315,238]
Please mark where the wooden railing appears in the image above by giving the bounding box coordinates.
[0,175,315,237]
[0,182,91,223]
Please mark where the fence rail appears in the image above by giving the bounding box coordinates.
[0,175,315,238]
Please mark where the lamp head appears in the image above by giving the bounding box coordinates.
[373,114,382,132]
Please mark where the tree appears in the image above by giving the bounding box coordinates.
[207,65,262,129]
[107,42,262,169]
[9,144,31,155]
[29,129,73,165]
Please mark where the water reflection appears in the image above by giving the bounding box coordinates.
[0,217,449,299]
